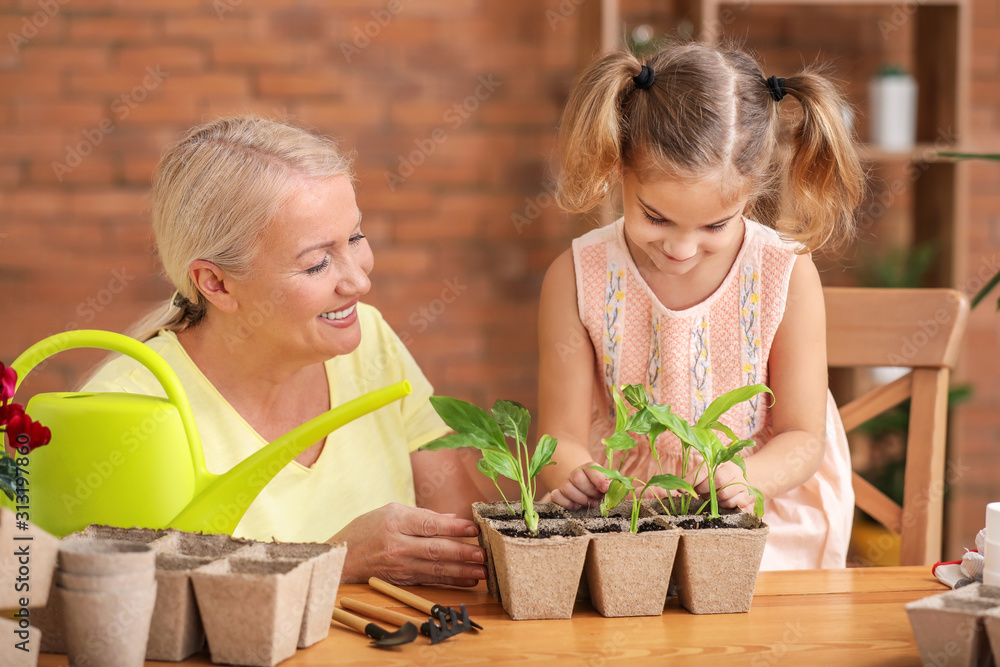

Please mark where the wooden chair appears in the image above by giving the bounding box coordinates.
[825,287,969,566]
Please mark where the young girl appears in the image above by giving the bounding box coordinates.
[537,42,864,570]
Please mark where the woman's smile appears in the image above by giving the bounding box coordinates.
[318,300,359,328]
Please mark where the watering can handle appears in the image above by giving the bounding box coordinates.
[9,329,208,476]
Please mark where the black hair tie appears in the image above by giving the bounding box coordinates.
[766,75,787,102]
[633,65,655,90]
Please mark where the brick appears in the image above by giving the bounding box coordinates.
[0,130,66,157]
[115,100,200,126]
[211,41,322,67]
[257,72,346,97]
[16,102,106,128]
[0,13,66,47]
[70,189,149,216]
[68,17,157,43]
[114,46,207,73]
[158,74,251,96]
[0,163,21,187]
[163,16,254,40]
[27,157,115,185]
[296,101,387,128]
[8,188,70,216]
[0,73,62,97]
[20,45,112,73]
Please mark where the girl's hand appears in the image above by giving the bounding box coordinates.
[550,462,611,510]
[694,461,755,514]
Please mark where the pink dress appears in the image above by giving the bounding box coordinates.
[572,217,854,570]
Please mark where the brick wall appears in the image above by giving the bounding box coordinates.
[1,0,996,556]
[0,0,582,412]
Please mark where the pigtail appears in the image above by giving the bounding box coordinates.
[779,68,865,252]
[556,52,645,213]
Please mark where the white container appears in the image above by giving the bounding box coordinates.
[869,71,917,151]
[984,540,1000,572]
[986,503,1000,538]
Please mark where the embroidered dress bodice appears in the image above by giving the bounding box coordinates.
[571,217,854,570]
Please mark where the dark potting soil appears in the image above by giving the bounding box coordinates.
[636,522,670,533]
[675,517,736,530]
[488,510,567,521]
[495,525,576,539]
[585,524,626,534]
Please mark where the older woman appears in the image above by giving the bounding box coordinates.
[83,117,487,587]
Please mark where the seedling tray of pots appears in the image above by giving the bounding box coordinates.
[31,525,346,666]
[906,583,1000,666]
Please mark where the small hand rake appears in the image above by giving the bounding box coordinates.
[331,607,418,648]
[341,597,467,644]
[369,576,483,633]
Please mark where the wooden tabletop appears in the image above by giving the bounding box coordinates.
[40,566,945,666]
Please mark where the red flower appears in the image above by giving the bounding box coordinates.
[6,413,51,452]
[0,363,15,404]
[0,402,25,426]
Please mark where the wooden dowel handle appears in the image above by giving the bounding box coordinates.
[331,607,370,635]
[341,597,421,627]
[368,576,434,614]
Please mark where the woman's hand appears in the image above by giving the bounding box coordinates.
[693,461,754,513]
[550,462,611,510]
[332,503,486,587]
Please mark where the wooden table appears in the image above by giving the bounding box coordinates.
[40,566,945,666]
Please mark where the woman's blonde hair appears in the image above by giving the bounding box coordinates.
[128,116,354,342]
[556,41,864,252]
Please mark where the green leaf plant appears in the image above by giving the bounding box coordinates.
[420,397,557,536]
[596,383,772,521]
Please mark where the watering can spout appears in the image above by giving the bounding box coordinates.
[168,380,411,534]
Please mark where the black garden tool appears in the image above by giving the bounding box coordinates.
[369,576,483,632]
[341,597,468,644]
[331,607,418,648]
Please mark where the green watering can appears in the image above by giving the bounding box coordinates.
[6,329,410,538]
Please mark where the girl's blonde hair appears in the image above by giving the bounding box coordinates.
[556,41,864,252]
[128,116,354,342]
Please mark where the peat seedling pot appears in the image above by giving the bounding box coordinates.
[146,553,213,662]
[483,517,590,620]
[906,583,1000,667]
[667,512,769,614]
[190,558,312,667]
[472,501,569,602]
[582,516,680,617]
[0,508,60,609]
[239,541,347,648]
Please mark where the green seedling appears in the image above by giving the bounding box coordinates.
[587,465,697,533]
[620,383,772,519]
[420,397,556,536]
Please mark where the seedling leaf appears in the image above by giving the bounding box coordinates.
[491,400,531,443]
[696,384,773,429]
[528,434,558,478]
[476,457,500,482]
[604,478,629,512]
[482,449,521,483]
[430,396,508,452]
[621,384,650,409]
[420,433,494,452]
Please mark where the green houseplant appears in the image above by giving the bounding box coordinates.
[422,397,589,620]
[591,382,772,615]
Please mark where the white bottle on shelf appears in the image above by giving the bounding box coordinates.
[869,65,918,152]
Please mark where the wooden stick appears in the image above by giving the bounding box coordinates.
[341,597,423,628]
[331,607,371,634]
[369,576,435,614]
